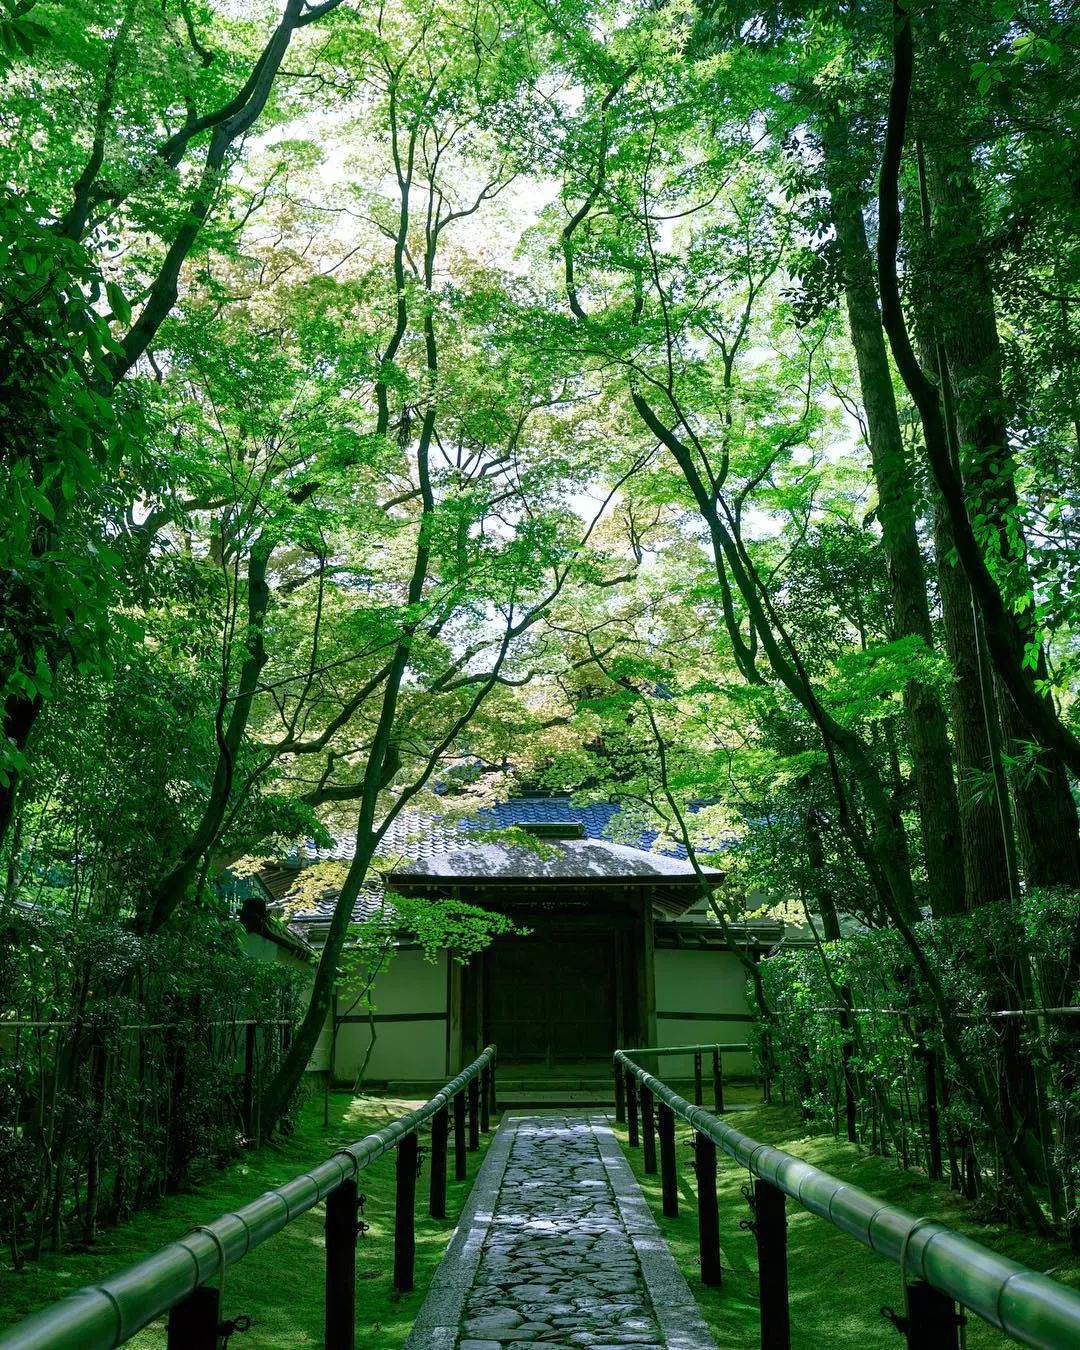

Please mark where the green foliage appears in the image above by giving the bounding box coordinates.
[0,191,146,782]
[757,890,1080,1223]
[0,905,304,1263]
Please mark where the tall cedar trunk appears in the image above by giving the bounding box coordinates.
[825,145,965,915]
[875,5,1054,1233]
[927,147,1080,889]
[931,501,1015,905]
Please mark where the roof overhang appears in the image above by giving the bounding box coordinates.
[387,837,724,918]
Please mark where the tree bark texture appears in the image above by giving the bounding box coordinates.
[926,144,1080,889]
[825,142,965,915]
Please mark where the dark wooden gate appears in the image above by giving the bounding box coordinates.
[486,933,616,1066]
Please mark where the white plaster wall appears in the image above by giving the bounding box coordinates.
[653,948,755,1076]
[333,948,449,1084]
[241,932,329,1071]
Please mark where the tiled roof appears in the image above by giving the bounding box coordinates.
[391,837,716,882]
[265,796,706,926]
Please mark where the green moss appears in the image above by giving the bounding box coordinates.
[617,1101,1080,1348]
[0,1088,490,1348]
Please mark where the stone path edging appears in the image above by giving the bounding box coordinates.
[403,1112,717,1350]
[591,1116,717,1350]
[403,1114,516,1349]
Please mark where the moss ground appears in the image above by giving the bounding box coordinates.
[617,1098,1080,1348]
[0,1087,489,1348]
[7,1088,1078,1349]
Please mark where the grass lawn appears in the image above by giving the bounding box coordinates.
[617,1099,1080,1348]
[0,1086,491,1348]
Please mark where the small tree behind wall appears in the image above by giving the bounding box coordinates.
[281,862,519,1092]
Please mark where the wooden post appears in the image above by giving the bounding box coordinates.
[480,1066,491,1133]
[626,1071,639,1148]
[489,1055,497,1115]
[468,1076,481,1151]
[614,1061,626,1124]
[242,1022,257,1139]
[754,1180,790,1350]
[658,1102,678,1218]
[167,1286,220,1350]
[693,1051,703,1107]
[902,1281,963,1348]
[454,1089,468,1181]
[429,1105,449,1219]
[325,1179,358,1349]
[641,1083,657,1175]
[695,1133,722,1287]
[712,1047,723,1114]
[394,1133,418,1292]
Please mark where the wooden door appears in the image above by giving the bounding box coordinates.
[486,933,616,1067]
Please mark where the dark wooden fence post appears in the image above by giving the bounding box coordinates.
[429,1105,449,1219]
[468,1076,481,1152]
[903,1282,964,1349]
[641,1083,657,1175]
[467,1074,477,1150]
[454,1089,468,1181]
[394,1133,418,1292]
[325,1178,358,1349]
[480,1066,491,1133]
[242,1022,257,1139]
[658,1102,678,1218]
[693,1051,703,1107]
[626,1072,639,1148]
[167,1286,220,1350]
[754,1180,790,1350]
[614,1061,626,1124]
[489,1055,498,1115]
[695,1133,722,1286]
[712,1047,724,1114]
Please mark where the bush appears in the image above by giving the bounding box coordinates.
[0,906,305,1265]
[754,890,1080,1234]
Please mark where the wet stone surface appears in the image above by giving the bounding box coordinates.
[458,1116,664,1348]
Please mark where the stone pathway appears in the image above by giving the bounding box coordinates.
[405,1113,717,1350]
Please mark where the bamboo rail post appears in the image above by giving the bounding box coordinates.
[167,1286,219,1350]
[454,1088,468,1180]
[754,1180,790,1350]
[429,1105,449,1219]
[695,1132,722,1287]
[325,1178,359,1349]
[658,1101,678,1218]
[480,1066,491,1133]
[614,1059,626,1124]
[394,1132,418,1292]
[898,1282,964,1348]
[712,1047,723,1114]
[640,1082,657,1175]
[693,1051,703,1107]
[489,1054,498,1115]
[468,1076,481,1152]
[626,1071,639,1148]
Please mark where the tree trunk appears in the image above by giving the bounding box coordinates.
[142,536,273,932]
[926,146,1080,889]
[932,503,1016,905]
[825,142,965,915]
